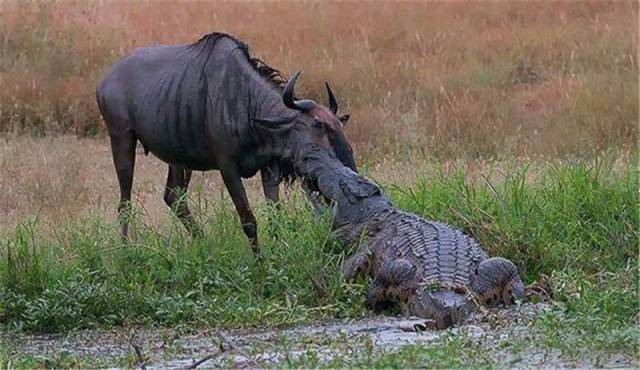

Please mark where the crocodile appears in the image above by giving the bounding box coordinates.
[296,146,525,329]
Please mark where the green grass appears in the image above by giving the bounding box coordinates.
[279,333,500,368]
[0,350,115,370]
[0,198,366,332]
[0,156,638,364]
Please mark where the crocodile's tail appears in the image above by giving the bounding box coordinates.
[471,257,525,306]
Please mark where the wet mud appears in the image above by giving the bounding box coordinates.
[3,303,634,368]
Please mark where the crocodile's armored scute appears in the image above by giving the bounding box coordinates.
[366,211,488,287]
[296,146,525,329]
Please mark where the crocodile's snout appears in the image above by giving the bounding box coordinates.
[410,290,471,330]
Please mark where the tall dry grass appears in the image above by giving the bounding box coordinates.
[0,1,638,157]
[5,135,585,233]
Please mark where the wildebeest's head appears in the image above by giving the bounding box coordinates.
[253,71,357,174]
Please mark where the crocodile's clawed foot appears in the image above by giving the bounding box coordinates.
[413,319,438,332]
[398,319,438,332]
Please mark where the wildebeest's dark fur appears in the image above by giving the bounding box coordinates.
[97,32,355,252]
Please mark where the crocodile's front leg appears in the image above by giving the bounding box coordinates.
[343,251,370,282]
[471,257,525,307]
[366,259,418,312]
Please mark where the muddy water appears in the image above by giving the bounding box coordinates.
[3,303,634,368]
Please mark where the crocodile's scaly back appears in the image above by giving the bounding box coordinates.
[362,210,493,328]
[366,210,488,287]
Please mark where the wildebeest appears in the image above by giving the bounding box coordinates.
[96,32,356,254]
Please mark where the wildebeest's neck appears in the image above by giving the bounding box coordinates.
[197,33,291,130]
[238,60,300,174]
[246,72,292,132]
[196,33,296,176]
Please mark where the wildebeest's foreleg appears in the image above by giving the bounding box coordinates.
[261,165,326,214]
[301,181,327,215]
[221,166,259,256]
[260,167,280,203]
[108,128,137,240]
[164,166,203,237]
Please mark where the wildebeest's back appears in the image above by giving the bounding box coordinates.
[97,34,252,170]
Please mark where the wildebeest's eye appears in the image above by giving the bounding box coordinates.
[314,120,324,129]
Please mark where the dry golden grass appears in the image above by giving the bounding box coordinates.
[0,1,637,231]
[0,0,637,157]
[0,136,454,232]
[0,135,631,234]
[0,136,240,233]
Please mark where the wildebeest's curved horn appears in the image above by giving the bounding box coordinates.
[325,82,338,114]
[283,70,315,112]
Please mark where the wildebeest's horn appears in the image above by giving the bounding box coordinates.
[325,82,338,114]
[283,70,315,112]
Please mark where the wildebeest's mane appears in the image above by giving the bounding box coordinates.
[190,32,287,91]
[248,57,287,91]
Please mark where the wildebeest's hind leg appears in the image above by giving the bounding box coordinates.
[108,129,137,240]
[164,166,203,237]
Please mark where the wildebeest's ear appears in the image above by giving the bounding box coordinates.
[338,114,350,126]
[252,115,296,132]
